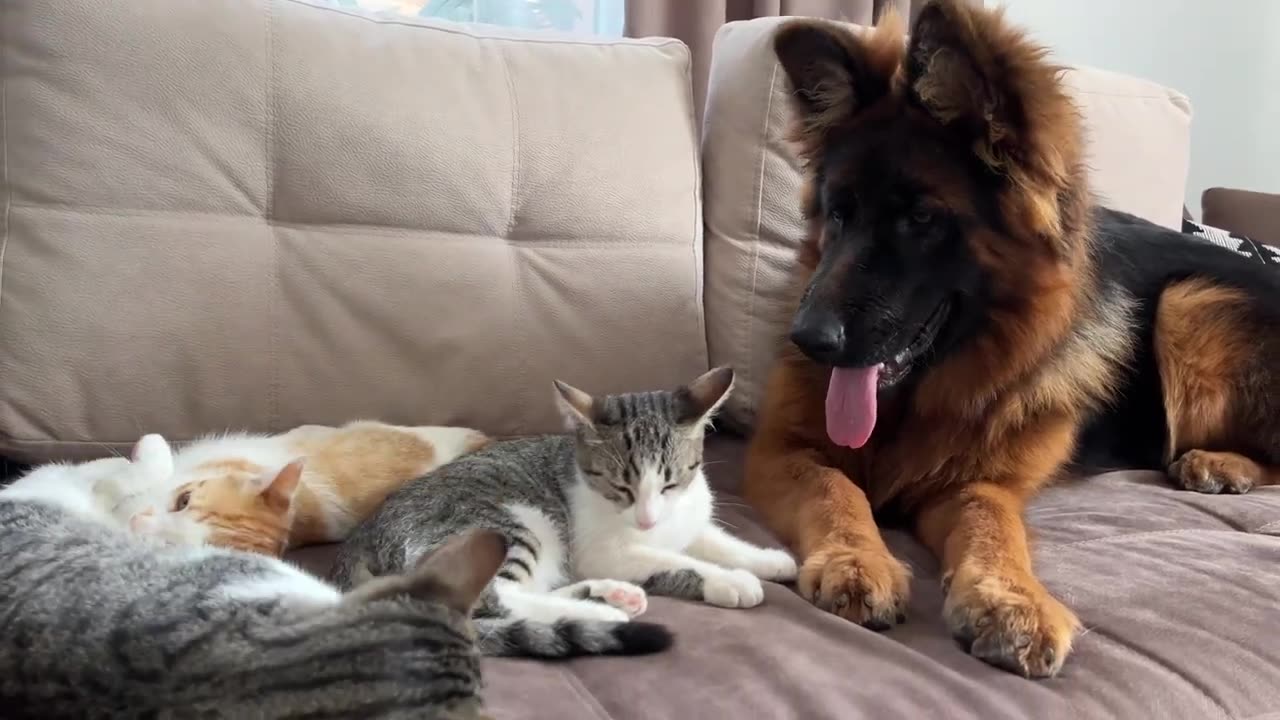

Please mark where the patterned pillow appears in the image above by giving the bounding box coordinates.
[1182,218,1280,266]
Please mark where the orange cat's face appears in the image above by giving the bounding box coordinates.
[132,459,303,557]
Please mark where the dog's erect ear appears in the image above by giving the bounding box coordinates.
[905,0,1079,244]
[907,0,1042,170]
[773,13,905,157]
[906,2,994,132]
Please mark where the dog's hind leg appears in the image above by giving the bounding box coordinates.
[1155,278,1280,494]
[1168,449,1280,494]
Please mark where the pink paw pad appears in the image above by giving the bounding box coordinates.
[130,509,157,534]
[604,587,647,616]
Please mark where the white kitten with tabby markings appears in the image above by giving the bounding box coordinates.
[125,421,489,556]
[558,368,799,608]
[332,368,797,659]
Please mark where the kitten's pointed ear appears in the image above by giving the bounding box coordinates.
[676,367,735,427]
[553,380,597,430]
[342,530,506,613]
[410,529,506,614]
[260,458,304,513]
[130,434,174,478]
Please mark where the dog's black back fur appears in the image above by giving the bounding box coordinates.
[1074,209,1280,472]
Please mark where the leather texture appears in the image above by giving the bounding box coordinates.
[0,0,706,461]
[1202,187,1280,245]
[700,17,1194,427]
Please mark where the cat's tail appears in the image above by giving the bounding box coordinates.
[473,617,673,658]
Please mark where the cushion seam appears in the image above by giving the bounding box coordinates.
[498,41,520,238]
[7,203,688,246]
[557,667,613,720]
[685,40,705,368]
[743,62,780,417]
[1254,519,1280,534]
[266,0,281,432]
[1088,625,1232,720]
[1043,527,1280,551]
[281,0,683,51]
[496,39,527,438]
[0,2,10,321]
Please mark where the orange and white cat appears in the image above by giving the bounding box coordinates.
[126,421,489,556]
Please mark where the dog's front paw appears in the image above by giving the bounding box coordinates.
[944,567,1079,678]
[744,548,799,582]
[703,569,765,608]
[1168,450,1259,494]
[798,543,909,630]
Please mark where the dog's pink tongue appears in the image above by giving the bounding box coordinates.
[825,365,881,449]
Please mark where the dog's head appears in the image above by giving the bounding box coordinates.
[774,0,1087,445]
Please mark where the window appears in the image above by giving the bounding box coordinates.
[321,0,625,36]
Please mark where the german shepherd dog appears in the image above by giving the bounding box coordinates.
[745,0,1280,678]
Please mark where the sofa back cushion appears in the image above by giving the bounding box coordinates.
[0,0,704,461]
[701,17,1194,427]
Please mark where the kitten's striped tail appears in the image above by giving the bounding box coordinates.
[473,617,673,658]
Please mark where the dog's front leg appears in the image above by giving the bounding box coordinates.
[916,482,1080,678]
[744,443,909,630]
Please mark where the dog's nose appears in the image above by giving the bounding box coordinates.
[789,312,845,360]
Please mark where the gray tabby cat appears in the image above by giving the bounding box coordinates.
[331,367,797,658]
[0,436,503,720]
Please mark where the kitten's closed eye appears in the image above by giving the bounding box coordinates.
[661,483,678,493]
[172,490,192,512]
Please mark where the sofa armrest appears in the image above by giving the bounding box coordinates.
[1201,188,1280,245]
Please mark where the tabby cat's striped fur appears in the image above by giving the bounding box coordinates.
[331,368,797,659]
[0,437,501,720]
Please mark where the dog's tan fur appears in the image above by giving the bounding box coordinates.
[745,0,1279,678]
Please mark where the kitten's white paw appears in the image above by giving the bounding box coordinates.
[746,548,799,582]
[580,604,632,624]
[129,508,159,535]
[584,579,648,618]
[703,568,764,609]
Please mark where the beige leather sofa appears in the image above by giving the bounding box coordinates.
[4,2,1278,718]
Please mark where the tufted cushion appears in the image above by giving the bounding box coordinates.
[0,0,705,461]
[700,17,1194,428]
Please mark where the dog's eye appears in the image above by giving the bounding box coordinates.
[172,490,192,512]
[828,210,843,227]
[911,208,934,225]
